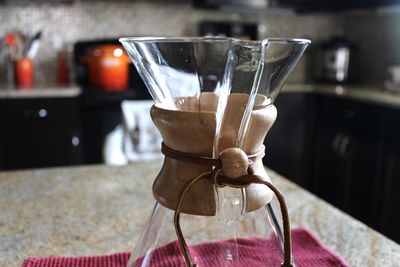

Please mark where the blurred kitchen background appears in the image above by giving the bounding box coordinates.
[1,0,400,244]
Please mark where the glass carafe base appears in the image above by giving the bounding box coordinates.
[127,202,286,267]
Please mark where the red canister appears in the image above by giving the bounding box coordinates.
[13,58,34,90]
[83,45,130,92]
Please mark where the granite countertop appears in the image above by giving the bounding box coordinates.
[283,84,400,109]
[0,163,399,266]
[0,86,81,98]
[1,83,400,110]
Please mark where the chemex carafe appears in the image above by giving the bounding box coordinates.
[120,37,310,267]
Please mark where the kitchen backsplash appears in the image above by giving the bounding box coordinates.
[341,7,400,85]
[0,1,343,87]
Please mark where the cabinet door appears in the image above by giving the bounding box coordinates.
[0,108,5,169]
[380,144,400,243]
[343,131,382,227]
[341,0,400,9]
[313,126,349,209]
[313,125,382,227]
[0,97,83,170]
[278,0,337,11]
[263,93,315,189]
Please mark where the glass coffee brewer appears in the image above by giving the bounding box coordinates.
[120,37,310,267]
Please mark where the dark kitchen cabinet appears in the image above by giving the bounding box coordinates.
[379,109,400,242]
[263,93,316,190]
[265,90,400,242]
[380,142,400,242]
[312,126,346,208]
[278,0,337,11]
[280,0,400,11]
[340,0,400,9]
[313,126,383,226]
[194,0,400,12]
[0,97,84,170]
[312,95,385,229]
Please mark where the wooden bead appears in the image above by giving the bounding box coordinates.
[219,148,249,179]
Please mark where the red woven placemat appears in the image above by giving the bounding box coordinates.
[23,227,348,267]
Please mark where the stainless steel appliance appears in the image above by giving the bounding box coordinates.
[317,38,358,83]
[198,21,259,40]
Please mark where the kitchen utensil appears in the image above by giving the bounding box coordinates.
[24,31,42,59]
[82,44,130,92]
[5,33,17,59]
[120,36,309,267]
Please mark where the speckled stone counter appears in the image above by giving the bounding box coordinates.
[283,84,400,109]
[0,84,398,108]
[1,163,399,267]
[0,86,81,99]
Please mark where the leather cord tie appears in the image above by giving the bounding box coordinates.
[161,142,294,267]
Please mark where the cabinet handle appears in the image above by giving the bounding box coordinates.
[332,133,342,154]
[38,108,48,118]
[339,135,351,158]
[71,136,80,146]
[22,108,48,119]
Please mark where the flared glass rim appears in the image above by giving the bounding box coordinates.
[119,36,311,45]
[119,36,230,43]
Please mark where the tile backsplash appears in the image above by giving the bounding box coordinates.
[342,8,400,85]
[0,1,343,87]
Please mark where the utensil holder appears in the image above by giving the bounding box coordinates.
[13,57,34,89]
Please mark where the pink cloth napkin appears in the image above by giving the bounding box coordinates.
[23,227,348,267]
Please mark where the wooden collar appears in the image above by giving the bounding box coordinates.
[161,142,294,267]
